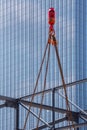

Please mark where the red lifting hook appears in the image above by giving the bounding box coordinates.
[48,8,55,32]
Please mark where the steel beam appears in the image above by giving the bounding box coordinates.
[0,103,6,108]
[80,115,87,122]
[0,95,16,102]
[19,78,87,100]
[32,117,67,130]
[57,91,87,117]
[20,103,52,129]
[16,102,19,130]
[20,100,77,115]
[80,111,87,119]
[0,96,17,108]
[55,122,87,130]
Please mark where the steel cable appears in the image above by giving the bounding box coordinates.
[23,42,49,130]
[36,44,50,129]
[54,43,75,130]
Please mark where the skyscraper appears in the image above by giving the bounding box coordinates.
[0,0,87,129]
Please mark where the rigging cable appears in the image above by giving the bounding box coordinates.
[48,7,75,129]
[36,43,50,129]
[54,42,75,130]
[23,42,49,130]
[23,7,76,130]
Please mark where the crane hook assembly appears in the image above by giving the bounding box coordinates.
[48,8,57,45]
[23,8,75,130]
[48,8,55,31]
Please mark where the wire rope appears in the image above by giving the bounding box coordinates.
[23,42,49,130]
[54,43,75,130]
[36,44,50,129]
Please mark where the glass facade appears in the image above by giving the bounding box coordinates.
[0,0,87,129]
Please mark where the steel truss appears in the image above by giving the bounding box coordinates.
[0,78,87,130]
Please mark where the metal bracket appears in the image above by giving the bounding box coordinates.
[66,112,79,123]
[5,100,17,108]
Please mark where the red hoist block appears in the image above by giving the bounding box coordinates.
[48,8,55,31]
